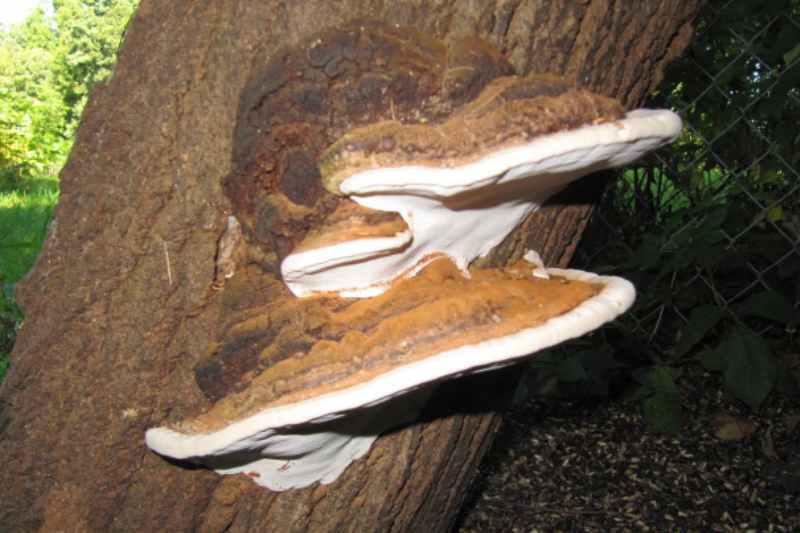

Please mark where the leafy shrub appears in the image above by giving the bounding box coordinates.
[520,195,798,433]
[520,0,800,432]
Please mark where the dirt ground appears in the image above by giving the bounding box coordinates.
[455,367,800,532]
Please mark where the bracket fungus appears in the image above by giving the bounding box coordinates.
[145,21,682,491]
[284,99,681,297]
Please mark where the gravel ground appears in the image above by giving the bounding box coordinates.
[455,368,800,532]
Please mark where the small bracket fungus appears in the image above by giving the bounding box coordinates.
[145,21,683,491]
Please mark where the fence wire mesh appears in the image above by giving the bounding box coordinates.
[574,0,800,359]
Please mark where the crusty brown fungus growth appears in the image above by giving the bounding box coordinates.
[318,74,625,194]
[146,21,681,490]
[222,21,622,274]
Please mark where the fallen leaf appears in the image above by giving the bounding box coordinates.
[785,414,800,433]
[711,412,756,441]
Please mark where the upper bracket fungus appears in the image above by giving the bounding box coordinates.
[145,21,682,491]
[284,103,680,297]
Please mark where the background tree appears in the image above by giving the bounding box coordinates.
[52,0,138,131]
[0,1,700,531]
[0,9,65,183]
[0,0,137,185]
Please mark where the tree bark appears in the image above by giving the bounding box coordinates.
[0,1,699,532]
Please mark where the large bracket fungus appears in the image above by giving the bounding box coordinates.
[145,21,682,491]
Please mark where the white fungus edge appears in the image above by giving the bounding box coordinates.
[145,265,636,491]
[282,109,681,298]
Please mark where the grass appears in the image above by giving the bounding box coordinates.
[0,178,59,282]
[0,175,59,384]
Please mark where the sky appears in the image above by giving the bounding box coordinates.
[0,0,52,28]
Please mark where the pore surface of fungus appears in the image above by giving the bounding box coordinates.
[145,21,682,491]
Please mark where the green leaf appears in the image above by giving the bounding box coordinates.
[697,348,727,372]
[577,349,623,375]
[643,391,683,434]
[526,350,560,370]
[784,42,800,65]
[694,244,727,270]
[511,380,529,405]
[702,206,728,232]
[624,233,662,271]
[556,357,587,383]
[674,305,726,357]
[627,383,651,403]
[736,290,798,325]
[766,205,784,223]
[722,326,777,410]
[643,365,681,396]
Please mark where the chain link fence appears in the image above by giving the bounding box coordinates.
[573,0,800,369]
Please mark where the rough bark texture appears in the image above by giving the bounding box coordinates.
[0,1,699,532]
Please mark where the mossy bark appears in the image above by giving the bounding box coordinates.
[0,1,699,531]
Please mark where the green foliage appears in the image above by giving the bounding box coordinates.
[614,204,792,417]
[0,0,138,186]
[636,366,684,434]
[0,179,59,282]
[521,345,625,400]
[0,178,58,385]
[715,326,778,410]
[672,305,725,358]
[0,9,68,184]
[52,0,138,129]
[522,194,797,431]
[522,0,800,434]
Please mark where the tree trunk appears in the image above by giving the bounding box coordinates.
[0,1,699,531]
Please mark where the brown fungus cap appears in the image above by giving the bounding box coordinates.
[183,257,606,433]
[319,75,625,194]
